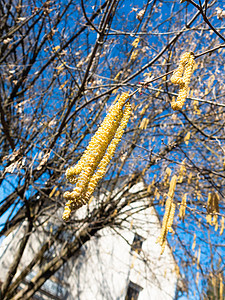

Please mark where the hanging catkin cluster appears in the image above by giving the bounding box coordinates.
[178,193,187,221]
[63,93,131,221]
[170,52,195,110]
[177,159,186,183]
[206,192,219,229]
[157,175,177,254]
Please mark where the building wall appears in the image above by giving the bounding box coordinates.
[66,200,177,299]
[0,182,178,299]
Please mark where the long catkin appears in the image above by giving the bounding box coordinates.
[171,52,195,110]
[63,93,131,221]
[157,175,177,254]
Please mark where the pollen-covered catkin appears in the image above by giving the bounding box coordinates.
[156,175,177,254]
[220,216,224,235]
[130,50,138,61]
[132,38,140,48]
[171,52,195,110]
[66,167,78,184]
[83,103,132,203]
[67,93,129,179]
[63,93,131,221]
[178,159,186,183]
[206,193,212,225]
[178,193,187,221]
[206,192,219,228]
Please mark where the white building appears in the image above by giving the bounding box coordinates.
[0,180,181,300]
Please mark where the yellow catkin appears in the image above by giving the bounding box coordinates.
[206,192,219,228]
[220,216,224,235]
[214,192,219,212]
[196,272,199,285]
[140,104,149,115]
[192,233,196,251]
[154,187,160,200]
[212,275,216,291]
[197,247,201,269]
[156,175,177,254]
[184,131,191,145]
[147,174,157,193]
[163,167,172,186]
[174,265,180,277]
[147,184,151,193]
[215,221,218,232]
[68,95,126,176]
[83,103,131,203]
[206,193,213,225]
[132,38,140,48]
[178,159,186,183]
[140,118,149,130]
[178,193,187,221]
[156,90,161,97]
[130,50,138,61]
[220,273,224,300]
[167,202,176,233]
[49,186,57,198]
[193,100,201,115]
[188,172,192,184]
[168,175,177,199]
[170,52,195,110]
[62,93,131,221]
[114,71,122,81]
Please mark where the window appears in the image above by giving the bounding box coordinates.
[131,233,145,254]
[125,281,143,300]
[22,271,69,300]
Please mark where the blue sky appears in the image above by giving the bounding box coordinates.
[1,0,225,298]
